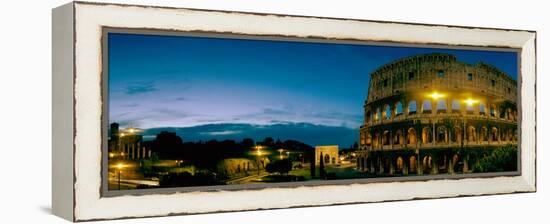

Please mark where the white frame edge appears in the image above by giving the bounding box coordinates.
[52,2,75,222]
[59,2,536,221]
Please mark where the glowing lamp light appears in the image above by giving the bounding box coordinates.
[116,163,124,170]
[464,98,479,106]
[428,92,445,100]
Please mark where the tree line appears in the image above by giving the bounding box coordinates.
[144,131,315,170]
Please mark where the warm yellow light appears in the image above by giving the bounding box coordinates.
[428,92,445,100]
[120,133,125,137]
[116,163,124,170]
[464,98,479,106]
[109,153,114,158]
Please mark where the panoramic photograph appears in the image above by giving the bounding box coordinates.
[105,32,519,190]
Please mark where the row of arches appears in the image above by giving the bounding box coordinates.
[360,125,517,148]
[324,154,337,164]
[356,152,471,175]
[366,100,517,122]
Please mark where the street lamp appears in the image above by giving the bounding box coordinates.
[278,149,284,160]
[116,163,124,190]
[255,145,263,176]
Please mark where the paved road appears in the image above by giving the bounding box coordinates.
[225,172,270,184]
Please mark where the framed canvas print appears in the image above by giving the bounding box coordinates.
[52,1,536,222]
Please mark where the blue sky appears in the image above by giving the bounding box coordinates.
[108,33,518,131]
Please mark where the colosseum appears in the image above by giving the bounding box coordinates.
[356,53,518,175]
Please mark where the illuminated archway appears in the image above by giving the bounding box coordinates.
[490,104,497,117]
[366,133,372,146]
[453,126,462,143]
[382,130,390,145]
[480,127,488,142]
[394,129,404,145]
[436,126,448,143]
[396,157,404,173]
[422,156,433,172]
[422,127,432,144]
[409,156,417,173]
[407,128,417,144]
[491,127,499,142]
[467,126,477,142]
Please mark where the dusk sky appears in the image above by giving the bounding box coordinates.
[108,33,518,132]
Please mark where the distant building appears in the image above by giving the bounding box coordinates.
[108,122,151,160]
[217,158,263,177]
[315,145,339,165]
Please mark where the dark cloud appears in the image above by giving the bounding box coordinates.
[142,122,359,147]
[125,81,158,95]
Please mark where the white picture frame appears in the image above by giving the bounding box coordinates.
[52,1,536,221]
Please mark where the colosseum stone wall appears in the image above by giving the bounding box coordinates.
[357,53,518,175]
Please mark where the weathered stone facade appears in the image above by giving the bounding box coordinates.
[108,123,152,160]
[315,145,339,165]
[217,158,260,177]
[357,53,518,175]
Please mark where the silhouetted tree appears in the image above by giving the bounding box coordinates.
[241,138,255,148]
[275,138,283,146]
[152,131,183,159]
[310,151,316,178]
[265,159,292,175]
[262,137,274,146]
